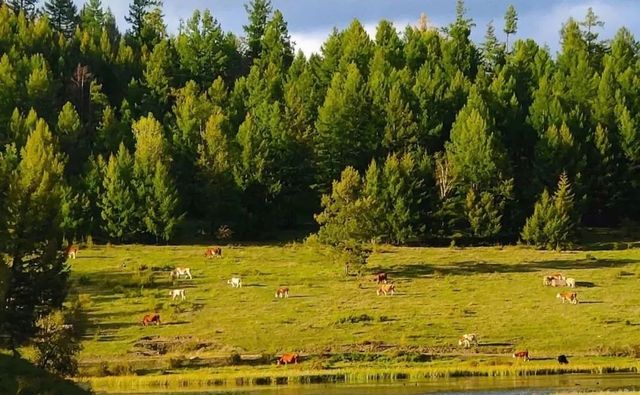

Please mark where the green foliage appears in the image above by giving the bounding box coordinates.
[1,119,69,350]
[521,172,577,250]
[503,4,518,50]
[34,310,82,376]
[243,0,272,63]
[44,0,78,37]
[99,144,137,240]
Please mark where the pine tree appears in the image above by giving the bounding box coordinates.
[482,21,504,72]
[80,0,104,36]
[445,91,508,190]
[315,63,374,192]
[125,0,160,40]
[382,81,419,154]
[522,172,576,250]
[44,0,78,37]
[99,144,137,240]
[7,0,38,17]
[503,4,518,51]
[465,188,502,239]
[2,119,68,351]
[143,161,182,242]
[243,0,272,64]
[315,166,375,245]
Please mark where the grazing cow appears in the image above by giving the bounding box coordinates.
[458,333,478,348]
[551,278,567,287]
[376,283,395,296]
[142,313,161,326]
[549,273,565,280]
[556,291,578,304]
[543,276,554,286]
[373,272,388,284]
[565,278,576,288]
[171,267,192,280]
[275,287,289,298]
[557,355,569,364]
[277,352,299,366]
[205,247,222,258]
[65,245,79,260]
[227,277,242,288]
[513,350,530,361]
[169,289,186,301]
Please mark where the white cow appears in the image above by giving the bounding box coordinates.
[458,333,478,348]
[169,289,186,300]
[171,267,192,280]
[227,277,242,288]
[565,278,576,288]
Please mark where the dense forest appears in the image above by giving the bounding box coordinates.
[0,0,638,248]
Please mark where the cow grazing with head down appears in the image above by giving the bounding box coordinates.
[276,352,299,366]
[171,267,192,280]
[458,333,478,348]
[142,313,161,326]
[275,287,289,298]
[66,245,79,260]
[558,355,569,364]
[513,350,530,361]
[205,247,222,258]
[373,272,388,284]
[169,289,185,301]
[376,283,395,296]
[556,291,578,304]
[228,277,242,288]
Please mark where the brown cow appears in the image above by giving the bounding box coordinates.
[373,272,388,284]
[277,352,299,365]
[376,283,395,296]
[275,287,289,298]
[142,313,161,326]
[556,291,578,304]
[513,350,530,361]
[65,245,79,259]
[205,247,222,258]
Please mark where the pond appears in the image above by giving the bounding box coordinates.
[107,373,640,395]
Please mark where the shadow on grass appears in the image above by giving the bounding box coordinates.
[579,301,604,304]
[576,281,597,288]
[480,342,513,347]
[388,258,639,279]
[0,355,91,395]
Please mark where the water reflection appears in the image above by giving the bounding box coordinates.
[113,374,640,395]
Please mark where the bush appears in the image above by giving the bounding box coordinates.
[34,311,82,376]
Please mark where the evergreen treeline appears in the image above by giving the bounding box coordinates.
[0,0,638,248]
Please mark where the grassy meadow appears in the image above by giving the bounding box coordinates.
[64,241,640,391]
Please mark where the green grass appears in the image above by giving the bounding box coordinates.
[64,242,640,391]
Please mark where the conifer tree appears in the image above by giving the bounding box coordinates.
[2,119,68,351]
[143,161,182,242]
[315,166,375,245]
[465,188,502,238]
[482,21,504,72]
[315,64,374,191]
[7,0,38,17]
[522,172,576,250]
[503,4,518,51]
[243,0,272,63]
[44,0,78,37]
[99,144,137,240]
[125,0,160,40]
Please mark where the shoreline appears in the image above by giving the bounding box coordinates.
[80,358,640,393]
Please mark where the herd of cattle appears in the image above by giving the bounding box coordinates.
[65,245,583,366]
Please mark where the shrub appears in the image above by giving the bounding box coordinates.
[34,311,82,376]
